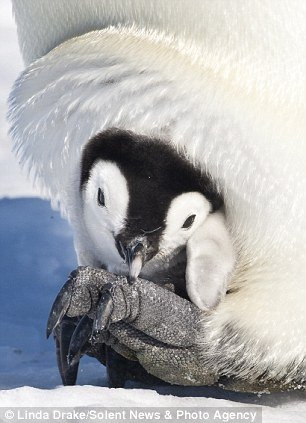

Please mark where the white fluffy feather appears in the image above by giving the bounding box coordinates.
[9,0,306,388]
[186,211,235,311]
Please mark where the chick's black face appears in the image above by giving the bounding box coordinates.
[115,168,171,264]
[115,191,166,268]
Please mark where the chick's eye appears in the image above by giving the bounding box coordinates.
[97,188,105,207]
[182,214,196,229]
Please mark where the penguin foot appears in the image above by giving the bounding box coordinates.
[47,267,121,385]
[47,266,146,386]
[46,267,118,338]
[47,266,216,387]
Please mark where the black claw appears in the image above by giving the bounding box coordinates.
[46,278,74,338]
[55,316,80,386]
[67,315,93,366]
[92,290,114,338]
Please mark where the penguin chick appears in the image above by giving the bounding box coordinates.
[78,128,235,310]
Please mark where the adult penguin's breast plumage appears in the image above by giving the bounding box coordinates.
[9,0,306,390]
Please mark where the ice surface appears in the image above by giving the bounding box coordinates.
[0,198,107,390]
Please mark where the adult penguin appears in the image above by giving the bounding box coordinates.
[9,0,306,392]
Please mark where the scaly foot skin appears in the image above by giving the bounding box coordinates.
[47,266,216,386]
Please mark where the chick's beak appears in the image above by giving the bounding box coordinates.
[116,237,147,282]
[126,240,146,281]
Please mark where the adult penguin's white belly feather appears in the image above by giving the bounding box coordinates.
[9,0,306,389]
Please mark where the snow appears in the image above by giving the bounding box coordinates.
[0,2,305,422]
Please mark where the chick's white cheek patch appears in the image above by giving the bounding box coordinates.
[160,192,211,252]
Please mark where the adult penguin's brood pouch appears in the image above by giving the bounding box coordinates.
[9,0,306,391]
